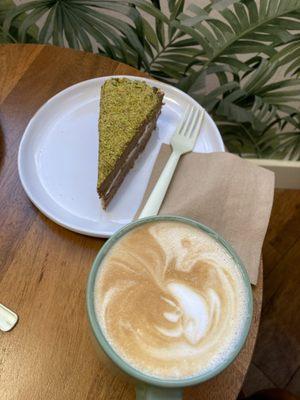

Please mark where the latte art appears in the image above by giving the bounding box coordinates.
[94,221,249,379]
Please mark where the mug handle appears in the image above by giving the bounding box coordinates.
[136,384,183,399]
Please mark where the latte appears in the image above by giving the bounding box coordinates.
[94,221,249,379]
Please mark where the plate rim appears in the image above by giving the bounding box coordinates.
[18,75,225,238]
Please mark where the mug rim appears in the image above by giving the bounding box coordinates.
[86,215,253,388]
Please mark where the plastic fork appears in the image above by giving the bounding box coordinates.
[0,303,18,332]
[139,105,205,218]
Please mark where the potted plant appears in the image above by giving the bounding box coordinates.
[2,0,300,188]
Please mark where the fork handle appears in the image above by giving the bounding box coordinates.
[0,303,18,332]
[139,150,181,219]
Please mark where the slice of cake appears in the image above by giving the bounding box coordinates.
[97,78,164,209]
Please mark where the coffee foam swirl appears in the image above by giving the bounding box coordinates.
[95,221,248,379]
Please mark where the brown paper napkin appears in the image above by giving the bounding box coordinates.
[136,145,275,285]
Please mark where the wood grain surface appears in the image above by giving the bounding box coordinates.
[0,44,262,400]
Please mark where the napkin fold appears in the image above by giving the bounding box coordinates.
[136,145,275,285]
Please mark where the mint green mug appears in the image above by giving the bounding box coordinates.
[86,215,253,399]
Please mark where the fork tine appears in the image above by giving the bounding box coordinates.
[183,105,199,135]
[174,105,192,137]
[180,105,194,136]
[185,107,200,138]
[188,107,205,140]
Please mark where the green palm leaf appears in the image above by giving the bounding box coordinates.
[130,0,200,82]
[0,0,38,43]
[3,0,145,61]
[175,0,300,81]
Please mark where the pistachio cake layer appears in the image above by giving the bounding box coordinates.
[97,78,164,209]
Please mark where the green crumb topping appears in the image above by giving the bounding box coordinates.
[97,78,163,187]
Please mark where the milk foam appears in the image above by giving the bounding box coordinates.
[94,221,249,379]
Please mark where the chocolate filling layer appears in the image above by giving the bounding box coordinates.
[99,111,160,208]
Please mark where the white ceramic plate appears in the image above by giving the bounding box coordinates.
[18,75,225,237]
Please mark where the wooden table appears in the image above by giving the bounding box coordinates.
[0,44,262,400]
